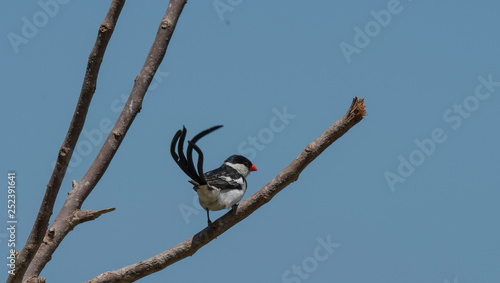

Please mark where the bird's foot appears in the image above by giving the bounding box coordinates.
[207,219,215,229]
[231,203,239,212]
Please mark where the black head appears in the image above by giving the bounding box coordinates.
[224,155,253,169]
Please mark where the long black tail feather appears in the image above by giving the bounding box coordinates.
[170,125,223,185]
[170,127,197,181]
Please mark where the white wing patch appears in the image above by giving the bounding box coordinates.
[220,176,244,186]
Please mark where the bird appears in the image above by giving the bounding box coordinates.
[170,125,257,227]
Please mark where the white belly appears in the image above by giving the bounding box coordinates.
[196,185,246,211]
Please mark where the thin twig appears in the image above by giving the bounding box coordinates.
[8,2,125,283]
[21,0,187,281]
[86,98,366,283]
[72,208,116,225]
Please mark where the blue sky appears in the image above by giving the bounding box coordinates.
[2,1,499,282]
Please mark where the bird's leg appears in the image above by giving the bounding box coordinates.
[206,210,214,228]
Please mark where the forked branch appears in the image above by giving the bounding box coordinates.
[18,0,188,282]
[8,1,125,282]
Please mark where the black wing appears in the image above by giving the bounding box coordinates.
[170,125,223,185]
[204,166,247,191]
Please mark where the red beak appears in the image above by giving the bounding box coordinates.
[250,164,258,172]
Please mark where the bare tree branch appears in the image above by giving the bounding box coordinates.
[86,98,367,283]
[24,278,45,283]
[21,0,187,281]
[72,208,116,225]
[8,2,125,283]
